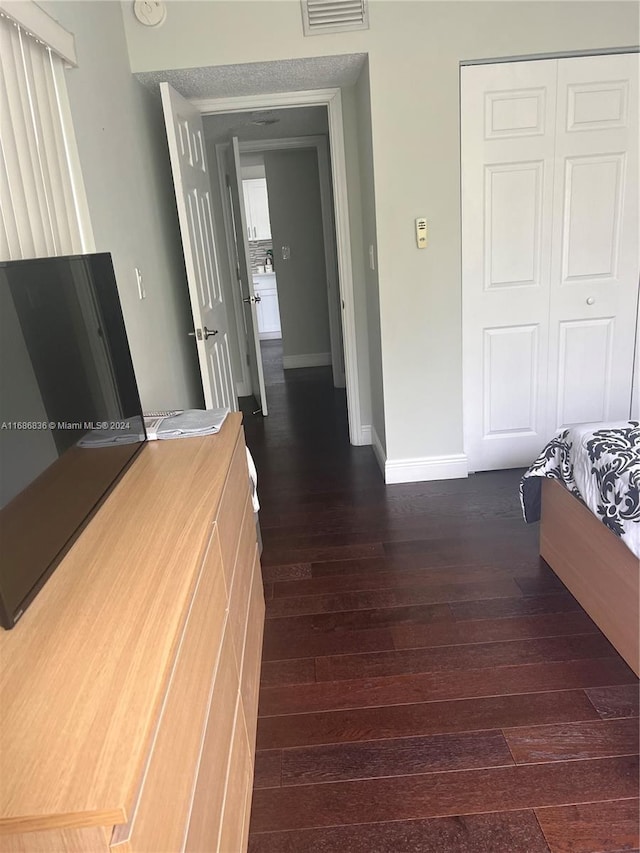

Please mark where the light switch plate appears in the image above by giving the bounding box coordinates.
[281,245,290,260]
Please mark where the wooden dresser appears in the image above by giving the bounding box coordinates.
[0,413,265,852]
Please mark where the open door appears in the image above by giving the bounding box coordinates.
[226,137,268,416]
[159,82,236,411]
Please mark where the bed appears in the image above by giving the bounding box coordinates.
[521,421,639,676]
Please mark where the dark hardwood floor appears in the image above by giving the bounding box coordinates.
[241,340,639,853]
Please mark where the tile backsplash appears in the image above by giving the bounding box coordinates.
[248,239,273,274]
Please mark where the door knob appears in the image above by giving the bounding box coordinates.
[188,327,218,340]
[243,295,262,304]
[586,297,595,305]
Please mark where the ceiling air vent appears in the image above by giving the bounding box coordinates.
[301,0,369,36]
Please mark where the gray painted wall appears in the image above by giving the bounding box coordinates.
[264,149,331,362]
[354,63,385,451]
[340,85,373,432]
[44,0,203,412]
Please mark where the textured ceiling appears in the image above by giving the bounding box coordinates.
[202,106,328,144]
[134,53,367,100]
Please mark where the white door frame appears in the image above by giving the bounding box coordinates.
[214,143,252,397]
[193,88,364,446]
[229,136,270,414]
[239,135,345,390]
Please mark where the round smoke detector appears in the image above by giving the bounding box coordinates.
[133,1,167,27]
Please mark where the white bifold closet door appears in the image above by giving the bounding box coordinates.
[462,53,639,472]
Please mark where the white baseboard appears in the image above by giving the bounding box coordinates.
[371,426,386,476]
[384,452,468,484]
[258,331,282,341]
[282,352,331,369]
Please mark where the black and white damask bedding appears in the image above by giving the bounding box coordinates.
[520,421,640,559]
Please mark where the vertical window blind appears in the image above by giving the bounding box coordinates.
[0,8,93,260]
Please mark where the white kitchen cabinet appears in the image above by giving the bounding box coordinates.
[253,273,281,340]
[243,179,271,241]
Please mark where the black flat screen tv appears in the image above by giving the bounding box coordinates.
[0,253,146,628]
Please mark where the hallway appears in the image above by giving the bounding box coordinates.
[241,345,639,853]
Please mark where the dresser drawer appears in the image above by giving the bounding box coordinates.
[0,827,110,853]
[227,492,258,670]
[184,628,239,853]
[239,731,255,853]
[239,549,265,753]
[112,527,227,852]
[217,703,253,853]
[217,433,251,592]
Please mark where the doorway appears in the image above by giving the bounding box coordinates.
[160,74,372,447]
[210,118,345,422]
[240,138,345,390]
[194,88,366,446]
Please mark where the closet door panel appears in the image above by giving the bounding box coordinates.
[547,53,639,431]
[462,59,557,470]
[555,317,615,426]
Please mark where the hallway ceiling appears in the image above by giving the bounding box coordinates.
[202,106,328,144]
[134,53,367,99]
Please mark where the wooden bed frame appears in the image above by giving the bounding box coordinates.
[540,478,639,676]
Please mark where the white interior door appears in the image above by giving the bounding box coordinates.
[462,60,558,470]
[546,53,639,430]
[462,54,639,472]
[226,137,268,416]
[159,82,236,412]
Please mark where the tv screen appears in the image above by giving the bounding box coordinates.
[0,253,146,628]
